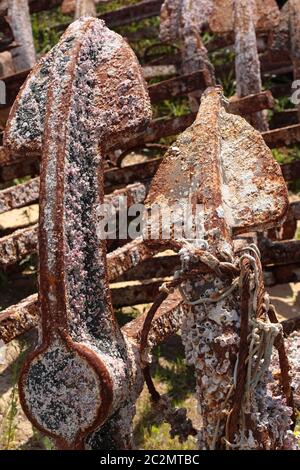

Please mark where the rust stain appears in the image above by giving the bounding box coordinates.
[7,17,152,449]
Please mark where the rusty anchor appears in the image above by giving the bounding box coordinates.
[159,0,279,128]
[143,86,296,449]
[61,0,108,17]
[208,0,279,131]
[159,0,215,111]
[4,17,152,449]
[74,0,97,18]
[270,0,300,121]
[2,8,298,451]
[7,0,36,72]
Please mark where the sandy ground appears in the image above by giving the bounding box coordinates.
[0,281,299,449]
[0,190,299,449]
[269,282,300,321]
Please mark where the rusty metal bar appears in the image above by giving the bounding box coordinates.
[0,182,149,267]
[109,91,275,152]
[0,287,184,347]
[105,156,300,191]
[143,85,293,449]
[0,0,64,14]
[0,224,37,267]
[0,176,39,213]
[291,200,300,219]
[263,123,300,148]
[270,82,292,99]
[11,18,153,450]
[2,244,300,342]
[234,0,268,131]
[143,64,177,79]
[54,0,164,33]
[260,239,300,265]
[0,293,39,344]
[0,237,160,343]
[0,41,19,54]
[111,278,164,307]
[0,152,297,206]
[29,0,63,12]
[0,155,39,183]
[117,254,300,287]
[100,0,163,27]
[159,0,216,111]
[145,50,293,75]
[122,290,183,347]
[0,16,14,53]
[0,55,275,113]
[107,237,158,282]
[0,178,146,216]
[270,109,298,129]
[264,263,300,286]
[281,315,300,336]
[7,0,36,72]
[0,146,298,194]
[148,70,208,103]
[281,160,300,181]
[1,259,300,345]
[1,202,299,270]
[0,80,272,125]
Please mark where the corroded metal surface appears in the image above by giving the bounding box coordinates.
[145,87,288,247]
[28,0,63,13]
[259,239,300,265]
[144,87,293,449]
[2,238,300,344]
[0,16,14,53]
[62,0,105,16]
[0,0,299,451]
[0,176,39,213]
[281,316,300,335]
[192,0,279,130]
[272,0,300,119]
[160,0,214,111]
[123,289,183,348]
[7,0,36,72]
[99,0,163,28]
[234,0,268,130]
[1,87,276,162]
[263,123,300,148]
[6,18,152,449]
[0,183,149,267]
[209,0,280,33]
[0,293,39,343]
[160,0,213,43]
[148,70,209,103]
[107,237,158,282]
[0,223,37,267]
[75,0,96,18]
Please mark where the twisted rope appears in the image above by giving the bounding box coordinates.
[139,242,294,445]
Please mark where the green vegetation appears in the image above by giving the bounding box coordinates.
[0,340,27,450]
[133,337,197,450]
[0,0,297,452]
